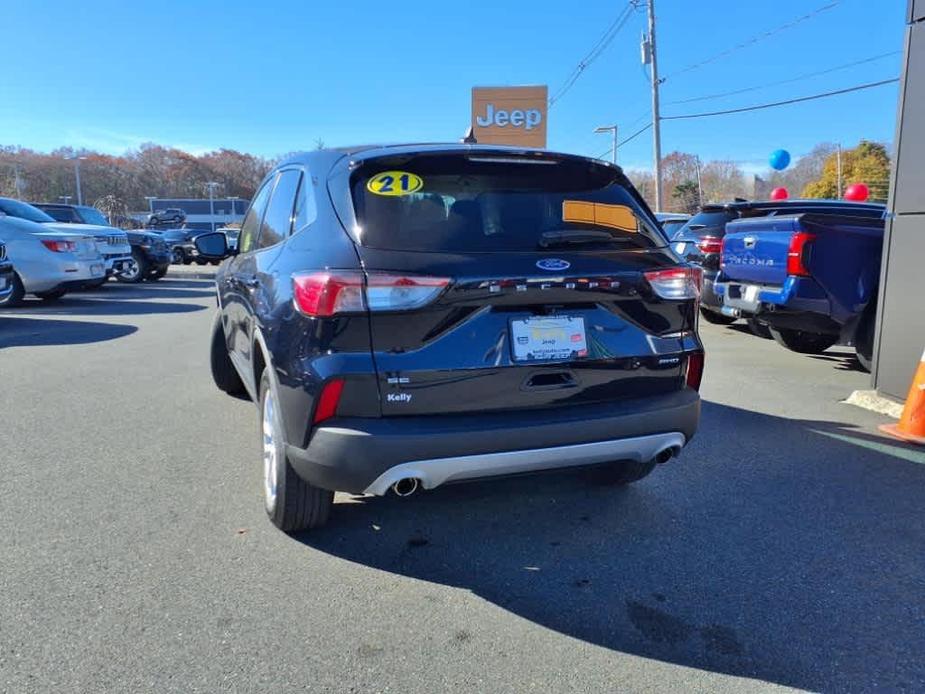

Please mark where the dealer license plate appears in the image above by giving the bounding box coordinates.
[511,316,588,362]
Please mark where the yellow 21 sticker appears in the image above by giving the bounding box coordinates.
[367,171,423,196]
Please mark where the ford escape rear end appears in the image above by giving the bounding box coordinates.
[199,144,704,531]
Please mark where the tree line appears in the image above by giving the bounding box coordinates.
[627,140,891,214]
[0,140,891,220]
[0,144,273,212]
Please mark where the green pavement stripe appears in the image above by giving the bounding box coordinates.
[811,429,925,465]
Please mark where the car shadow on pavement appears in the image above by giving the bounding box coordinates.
[80,287,216,300]
[7,297,207,316]
[294,401,925,692]
[0,317,138,347]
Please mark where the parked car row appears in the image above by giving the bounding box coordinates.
[669,198,885,370]
[0,199,171,307]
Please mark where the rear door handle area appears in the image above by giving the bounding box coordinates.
[522,371,578,391]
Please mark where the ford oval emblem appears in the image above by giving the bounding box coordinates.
[537,258,570,271]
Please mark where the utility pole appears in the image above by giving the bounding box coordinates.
[695,157,703,207]
[644,0,663,212]
[836,144,843,198]
[594,125,619,164]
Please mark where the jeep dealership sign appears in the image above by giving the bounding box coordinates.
[471,86,548,148]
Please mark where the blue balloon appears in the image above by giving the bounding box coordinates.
[769,149,791,171]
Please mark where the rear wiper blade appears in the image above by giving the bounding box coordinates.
[538,230,626,248]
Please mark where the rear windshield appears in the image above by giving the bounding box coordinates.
[675,210,737,237]
[0,198,55,223]
[350,155,665,252]
[37,206,73,222]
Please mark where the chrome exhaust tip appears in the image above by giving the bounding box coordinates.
[392,478,420,497]
[654,447,679,465]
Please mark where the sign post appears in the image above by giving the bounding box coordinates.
[471,86,548,148]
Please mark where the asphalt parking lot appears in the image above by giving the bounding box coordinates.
[2,272,923,693]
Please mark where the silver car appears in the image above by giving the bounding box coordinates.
[2,200,132,283]
[0,214,104,307]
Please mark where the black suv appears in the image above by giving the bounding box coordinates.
[196,144,704,531]
[147,207,185,227]
[672,199,887,333]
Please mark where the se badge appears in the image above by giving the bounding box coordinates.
[367,171,423,197]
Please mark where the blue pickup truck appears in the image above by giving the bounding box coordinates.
[713,201,885,369]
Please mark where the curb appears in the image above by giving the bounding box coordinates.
[843,389,904,419]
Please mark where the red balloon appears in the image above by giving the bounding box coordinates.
[844,183,870,202]
[770,187,789,201]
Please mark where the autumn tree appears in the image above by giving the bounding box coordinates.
[672,180,701,214]
[801,141,891,202]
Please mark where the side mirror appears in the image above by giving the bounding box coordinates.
[194,231,230,259]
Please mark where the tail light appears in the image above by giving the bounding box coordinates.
[41,239,77,253]
[313,379,345,424]
[292,271,450,317]
[787,232,815,277]
[696,235,723,254]
[685,352,705,391]
[645,266,702,300]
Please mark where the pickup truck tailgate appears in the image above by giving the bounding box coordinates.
[721,217,799,286]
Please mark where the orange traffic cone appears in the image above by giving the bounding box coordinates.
[879,347,925,445]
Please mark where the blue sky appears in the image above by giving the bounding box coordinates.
[2,0,906,173]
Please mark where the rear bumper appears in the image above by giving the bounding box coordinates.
[715,276,834,321]
[103,254,132,275]
[700,271,722,311]
[287,388,700,494]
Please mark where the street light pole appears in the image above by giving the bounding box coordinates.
[594,125,619,165]
[206,182,219,232]
[68,156,87,205]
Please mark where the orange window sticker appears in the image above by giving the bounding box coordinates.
[562,201,638,233]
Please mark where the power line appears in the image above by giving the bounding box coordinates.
[663,1,841,82]
[619,122,653,147]
[666,51,901,106]
[661,78,898,121]
[549,2,636,107]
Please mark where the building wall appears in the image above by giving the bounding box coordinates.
[873,2,925,399]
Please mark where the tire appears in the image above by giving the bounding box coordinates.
[210,311,246,396]
[116,250,147,284]
[854,303,877,373]
[172,248,185,264]
[147,267,168,281]
[209,259,221,266]
[259,368,333,531]
[35,288,67,301]
[700,308,737,325]
[194,258,208,266]
[594,460,657,486]
[747,318,773,339]
[769,327,839,354]
[0,273,25,307]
